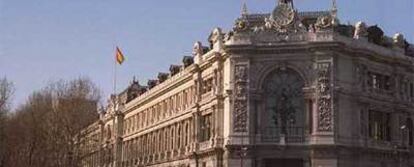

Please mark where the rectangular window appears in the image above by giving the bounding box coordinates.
[201,78,213,94]
[368,110,391,141]
[308,99,313,134]
[367,72,391,91]
[200,114,212,142]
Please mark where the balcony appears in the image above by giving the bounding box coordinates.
[261,127,305,143]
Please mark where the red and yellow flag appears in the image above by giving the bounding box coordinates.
[115,46,125,65]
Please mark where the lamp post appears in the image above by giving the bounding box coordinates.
[394,124,408,167]
[239,146,248,167]
[399,124,408,167]
[239,135,248,167]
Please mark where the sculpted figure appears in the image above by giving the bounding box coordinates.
[192,41,204,56]
[264,17,273,30]
[354,21,368,39]
[393,33,406,48]
[209,28,224,49]
[308,24,315,33]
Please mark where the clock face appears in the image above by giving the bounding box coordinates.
[271,3,295,27]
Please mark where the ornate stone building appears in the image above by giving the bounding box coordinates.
[77,1,414,167]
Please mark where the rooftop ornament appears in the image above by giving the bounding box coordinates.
[147,80,158,89]
[208,27,224,50]
[182,56,194,68]
[169,65,182,76]
[353,21,368,40]
[393,33,406,48]
[157,73,169,83]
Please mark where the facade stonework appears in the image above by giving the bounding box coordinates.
[77,1,414,167]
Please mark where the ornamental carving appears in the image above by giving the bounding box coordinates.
[262,68,305,135]
[233,18,249,33]
[317,62,333,132]
[314,15,334,31]
[233,2,306,35]
[233,65,248,132]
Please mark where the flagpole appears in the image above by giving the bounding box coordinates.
[114,46,117,96]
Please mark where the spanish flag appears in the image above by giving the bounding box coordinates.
[115,46,125,65]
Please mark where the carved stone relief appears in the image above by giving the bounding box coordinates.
[317,62,333,132]
[233,64,249,132]
[314,15,335,32]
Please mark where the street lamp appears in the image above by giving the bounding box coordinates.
[395,124,408,167]
[239,146,248,167]
[239,134,249,167]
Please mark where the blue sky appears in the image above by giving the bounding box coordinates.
[0,0,413,108]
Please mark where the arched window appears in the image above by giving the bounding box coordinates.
[171,127,175,150]
[185,123,189,146]
[262,68,305,135]
[177,125,181,148]
[158,131,162,153]
[164,129,169,151]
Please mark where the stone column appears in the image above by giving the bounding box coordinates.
[113,109,124,167]
[192,111,200,151]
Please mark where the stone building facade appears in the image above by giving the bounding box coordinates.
[77,1,414,167]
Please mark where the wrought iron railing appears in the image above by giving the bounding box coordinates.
[261,127,305,143]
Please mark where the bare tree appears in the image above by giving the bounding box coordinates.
[0,77,13,113]
[3,77,101,167]
[0,77,13,167]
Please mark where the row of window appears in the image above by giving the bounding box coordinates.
[81,146,113,167]
[367,110,414,146]
[80,151,101,167]
[79,133,101,155]
[121,113,213,166]
[399,79,414,100]
[366,72,414,100]
[367,72,391,91]
[368,110,391,141]
[121,119,193,165]
[124,86,196,135]
[201,78,213,95]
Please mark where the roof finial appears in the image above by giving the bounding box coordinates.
[332,0,337,14]
[278,0,294,8]
[241,1,248,16]
[331,0,338,25]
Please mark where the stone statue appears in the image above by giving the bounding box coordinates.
[308,24,315,33]
[353,21,368,39]
[192,41,204,56]
[393,33,406,48]
[208,27,224,50]
[264,17,273,30]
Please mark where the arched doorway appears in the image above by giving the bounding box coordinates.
[261,68,305,142]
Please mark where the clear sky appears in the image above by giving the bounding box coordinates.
[0,0,413,108]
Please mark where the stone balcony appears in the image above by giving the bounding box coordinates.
[260,126,306,144]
